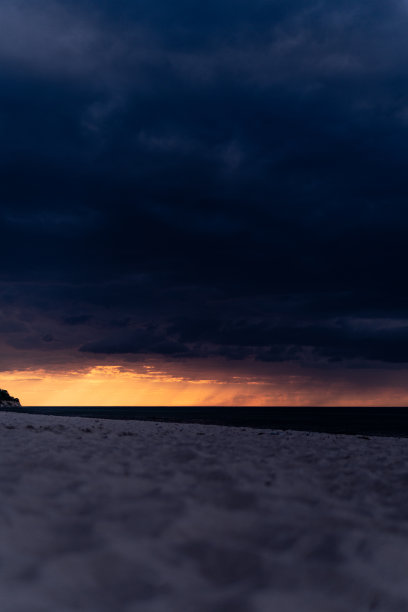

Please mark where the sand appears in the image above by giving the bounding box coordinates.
[1,411,408,612]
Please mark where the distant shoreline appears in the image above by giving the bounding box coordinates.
[2,405,408,437]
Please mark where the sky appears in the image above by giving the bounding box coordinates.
[2,0,408,405]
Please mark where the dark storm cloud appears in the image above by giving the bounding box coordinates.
[63,315,93,326]
[79,318,408,365]
[79,327,188,356]
[2,0,408,367]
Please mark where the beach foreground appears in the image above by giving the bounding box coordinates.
[1,413,408,612]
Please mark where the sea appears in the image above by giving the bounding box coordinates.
[1,405,408,436]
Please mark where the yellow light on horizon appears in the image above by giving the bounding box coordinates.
[2,364,408,407]
[0,366,276,406]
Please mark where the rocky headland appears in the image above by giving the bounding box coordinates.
[0,389,21,407]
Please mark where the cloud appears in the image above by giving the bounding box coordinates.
[63,315,93,326]
[2,0,408,377]
[0,1,103,77]
[79,328,189,357]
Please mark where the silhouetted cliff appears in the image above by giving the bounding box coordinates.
[0,389,21,407]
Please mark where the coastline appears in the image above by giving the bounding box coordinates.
[1,411,408,611]
[3,405,408,437]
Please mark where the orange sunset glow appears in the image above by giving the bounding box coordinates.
[3,364,408,407]
[1,366,283,406]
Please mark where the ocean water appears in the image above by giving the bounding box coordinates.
[1,405,408,436]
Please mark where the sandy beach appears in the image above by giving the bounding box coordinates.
[1,412,408,612]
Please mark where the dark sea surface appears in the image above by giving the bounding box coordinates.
[2,405,408,436]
